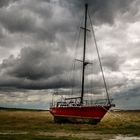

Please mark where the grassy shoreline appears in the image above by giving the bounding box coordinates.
[0,110,140,140]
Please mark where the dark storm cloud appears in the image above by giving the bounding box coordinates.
[0,1,53,43]
[0,0,139,92]
[0,0,17,8]
[0,0,140,110]
[0,46,71,81]
[0,0,136,42]
[88,0,132,24]
[62,0,134,24]
[0,1,49,34]
[114,85,140,100]
[0,25,4,38]
[102,54,125,71]
[0,11,37,33]
[0,0,78,43]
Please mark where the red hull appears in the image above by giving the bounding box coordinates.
[50,105,111,123]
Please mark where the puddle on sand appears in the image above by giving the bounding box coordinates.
[0,132,28,135]
[110,135,140,140]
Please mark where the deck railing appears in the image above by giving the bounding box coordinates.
[50,98,113,107]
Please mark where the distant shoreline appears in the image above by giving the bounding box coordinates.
[0,107,49,111]
[0,106,139,112]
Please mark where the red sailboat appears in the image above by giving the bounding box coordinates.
[50,3,115,124]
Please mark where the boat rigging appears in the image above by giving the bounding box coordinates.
[49,3,115,124]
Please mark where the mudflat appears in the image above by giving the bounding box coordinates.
[0,109,140,140]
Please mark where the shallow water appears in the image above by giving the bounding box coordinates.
[110,135,140,140]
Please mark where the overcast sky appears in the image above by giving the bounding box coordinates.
[0,0,140,110]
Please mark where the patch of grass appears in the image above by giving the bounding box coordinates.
[0,110,140,139]
[0,135,87,140]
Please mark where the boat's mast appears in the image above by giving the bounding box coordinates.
[81,3,88,105]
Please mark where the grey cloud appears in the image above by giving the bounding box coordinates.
[0,9,38,33]
[0,46,71,81]
[0,0,140,109]
[0,44,115,90]
[0,0,17,8]
[0,0,135,42]
[0,25,4,38]
[102,54,125,71]
[0,90,52,109]
[0,74,73,90]
[114,85,140,100]
[62,0,133,24]
[0,0,78,44]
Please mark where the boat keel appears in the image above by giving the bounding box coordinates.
[53,116,101,125]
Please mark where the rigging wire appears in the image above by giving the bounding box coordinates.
[86,31,93,95]
[87,10,111,104]
[71,9,85,96]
